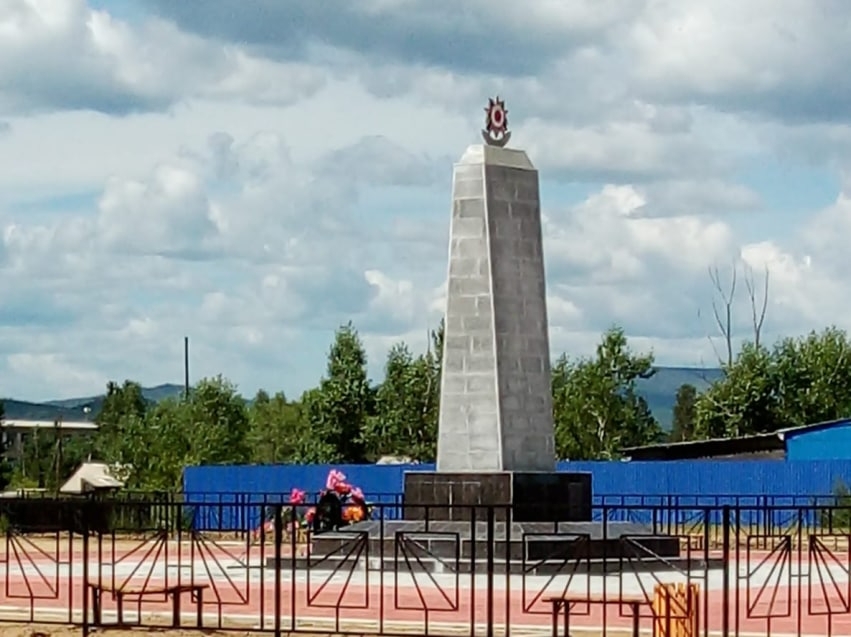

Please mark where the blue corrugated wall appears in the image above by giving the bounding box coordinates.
[183,460,851,499]
[559,460,851,495]
[182,460,851,531]
[183,463,435,501]
[785,423,851,460]
[182,463,435,531]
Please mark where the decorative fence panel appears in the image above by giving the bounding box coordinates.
[0,496,850,636]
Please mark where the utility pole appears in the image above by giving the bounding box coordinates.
[184,336,190,400]
[53,416,62,495]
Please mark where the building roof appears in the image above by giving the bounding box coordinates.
[621,418,851,461]
[3,419,97,430]
[59,462,125,494]
[773,417,851,439]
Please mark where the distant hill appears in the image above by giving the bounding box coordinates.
[637,366,723,430]
[1,399,88,422]
[2,384,185,421]
[1,368,723,428]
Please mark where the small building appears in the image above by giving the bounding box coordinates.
[59,462,125,495]
[621,418,851,462]
[1,419,97,460]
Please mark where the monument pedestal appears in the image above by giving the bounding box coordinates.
[403,471,592,522]
[309,469,682,571]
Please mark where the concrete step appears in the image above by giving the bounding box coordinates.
[265,555,726,575]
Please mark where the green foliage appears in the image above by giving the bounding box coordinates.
[15,317,803,490]
[183,376,250,465]
[0,401,11,491]
[95,380,148,462]
[304,323,374,463]
[695,327,851,438]
[247,390,312,463]
[364,324,441,461]
[96,381,147,427]
[552,327,664,460]
[11,419,94,492]
[670,384,697,442]
[106,377,251,492]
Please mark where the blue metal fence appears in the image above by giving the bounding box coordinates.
[558,459,851,494]
[182,459,851,532]
[182,490,405,532]
[182,464,425,531]
[183,463,435,498]
[182,491,842,533]
[184,459,851,499]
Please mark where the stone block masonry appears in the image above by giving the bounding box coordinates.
[436,145,556,473]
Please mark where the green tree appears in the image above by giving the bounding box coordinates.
[112,407,186,491]
[365,331,440,462]
[247,390,311,463]
[94,380,148,461]
[295,387,340,462]
[431,318,445,374]
[772,328,851,426]
[183,376,250,466]
[669,384,698,442]
[552,327,663,460]
[695,342,776,438]
[696,327,851,438]
[0,401,11,491]
[96,380,147,426]
[95,376,251,491]
[13,420,88,492]
[304,323,374,462]
[15,425,54,489]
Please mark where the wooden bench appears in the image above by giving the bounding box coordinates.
[543,594,645,637]
[681,533,704,551]
[87,581,209,628]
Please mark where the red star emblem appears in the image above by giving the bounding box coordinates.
[482,97,511,147]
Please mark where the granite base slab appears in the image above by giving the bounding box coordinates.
[268,519,697,574]
[403,471,592,522]
[309,519,680,563]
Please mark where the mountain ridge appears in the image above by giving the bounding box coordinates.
[1,384,186,422]
[0,366,722,429]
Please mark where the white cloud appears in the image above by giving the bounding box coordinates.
[544,185,738,285]
[2,0,851,402]
[96,163,220,257]
[7,353,103,398]
[626,1,851,123]
[0,0,326,115]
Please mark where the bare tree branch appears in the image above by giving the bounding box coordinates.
[744,265,770,348]
[708,264,736,367]
[698,306,727,371]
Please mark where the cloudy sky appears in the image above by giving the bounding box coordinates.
[1,0,849,402]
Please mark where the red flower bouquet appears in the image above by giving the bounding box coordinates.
[253,469,372,541]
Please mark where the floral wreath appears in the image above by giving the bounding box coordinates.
[253,469,372,540]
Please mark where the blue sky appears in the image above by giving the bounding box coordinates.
[1,0,851,403]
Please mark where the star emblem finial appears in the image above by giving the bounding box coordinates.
[482,97,511,147]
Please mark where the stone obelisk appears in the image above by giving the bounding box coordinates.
[404,98,590,523]
[436,121,555,472]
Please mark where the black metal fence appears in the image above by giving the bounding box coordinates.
[1,497,851,637]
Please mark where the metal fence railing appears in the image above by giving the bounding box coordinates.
[0,495,849,636]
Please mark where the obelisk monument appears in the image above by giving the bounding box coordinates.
[436,97,556,472]
[404,98,591,523]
